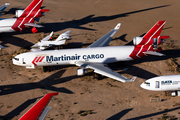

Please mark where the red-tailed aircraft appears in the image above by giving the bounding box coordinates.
[0,0,49,34]
[19,92,58,120]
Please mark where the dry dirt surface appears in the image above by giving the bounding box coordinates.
[1,0,180,120]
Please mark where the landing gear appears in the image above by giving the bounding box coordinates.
[43,66,51,72]
[93,73,103,80]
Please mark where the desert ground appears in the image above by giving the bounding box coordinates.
[0,0,180,120]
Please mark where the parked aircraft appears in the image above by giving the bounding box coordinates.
[0,0,49,34]
[0,3,10,16]
[31,30,71,51]
[141,75,180,91]
[19,92,58,120]
[13,21,169,82]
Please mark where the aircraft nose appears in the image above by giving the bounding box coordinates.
[12,57,20,65]
[140,83,146,89]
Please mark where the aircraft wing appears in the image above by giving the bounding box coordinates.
[143,51,165,56]
[24,23,43,28]
[76,61,136,83]
[88,23,121,48]
[19,92,59,120]
[0,3,10,16]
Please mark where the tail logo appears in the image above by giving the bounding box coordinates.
[32,56,45,66]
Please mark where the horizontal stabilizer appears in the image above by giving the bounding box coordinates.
[159,36,170,39]
[88,23,121,48]
[24,23,43,28]
[143,51,165,56]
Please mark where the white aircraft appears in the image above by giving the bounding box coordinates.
[0,3,10,16]
[141,75,180,91]
[31,30,71,51]
[19,92,58,120]
[13,21,169,82]
[0,0,49,34]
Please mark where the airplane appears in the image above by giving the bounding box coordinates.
[12,21,169,82]
[31,30,71,51]
[0,0,49,34]
[140,75,180,91]
[19,92,58,120]
[0,3,10,16]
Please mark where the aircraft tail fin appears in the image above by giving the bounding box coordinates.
[55,30,71,41]
[19,92,58,120]
[24,0,43,12]
[135,21,169,45]
[19,0,49,18]
[143,21,166,42]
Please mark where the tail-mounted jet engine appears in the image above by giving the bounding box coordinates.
[133,36,169,45]
[15,9,49,18]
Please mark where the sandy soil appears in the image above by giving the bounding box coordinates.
[1,0,180,120]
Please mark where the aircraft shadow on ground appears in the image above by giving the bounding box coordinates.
[0,70,76,96]
[106,107,180,120]
[106,108,133,120]
[0,34,34,49]
[0,96,41,120]
[127,107,180,120]
[39,5,170,33]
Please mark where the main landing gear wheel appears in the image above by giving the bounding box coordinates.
[93,73,102,80]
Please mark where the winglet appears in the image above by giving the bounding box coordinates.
[19,92,59,120]
[114,23,121,30]
[130,76,137,82]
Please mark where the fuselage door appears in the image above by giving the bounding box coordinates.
[22,58,26,64]
[155,81,160,88]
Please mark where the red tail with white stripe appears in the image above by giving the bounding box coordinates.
[18,0,49,18]
[11,0,49,33]
[133,21,169,46]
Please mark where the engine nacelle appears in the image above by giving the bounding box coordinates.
[133,37,143,45]
[77,68,87,76]
[15,10,24,18]
[15,9,49,18]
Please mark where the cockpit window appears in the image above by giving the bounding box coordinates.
[144,82,150,85]
[14,58,19,61]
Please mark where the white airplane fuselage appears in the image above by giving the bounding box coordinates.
[13,46,136,68]
[141,75,180,91]
[0,18,17,33]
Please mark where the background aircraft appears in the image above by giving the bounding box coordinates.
[141,75,180,91]
[31,30,71,51]
[0,0,49,34]
[0,3,10,16]
[13,21,169,82]
[19,92,58,120]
